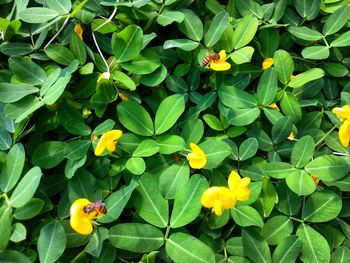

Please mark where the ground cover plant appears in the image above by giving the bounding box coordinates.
[1,0,350,262]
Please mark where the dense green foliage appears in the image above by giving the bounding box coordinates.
[1,0,350,262]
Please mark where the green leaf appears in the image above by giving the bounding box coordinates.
[258,28,280,57]
[323,5,350,36]
[98,179,139,223]
[9,57,46,85]
[159,161,189,199]
[133,139,159,158]
[232,15,259,49]
[19,7,59,23]
[236,0,264,18]
[84,227,108,258]
[47,0,71,14]
[4,95,44,123]
[226,108,260,126]
[331,247,350,263]
[112,25,143,63]
[288,68,325,88]
[294,0,320,20]
[303,190,342,222]
[155,94,185,135]
[296,224,330,263]
[163,39,200,51]
[111,71,136,90]
[140,65,167,87]
[219,86,257,109]
[126,157,145,175]
[204,11,230,47]
[199,138,231,169]
[0,250,31,263]
[0,83,38,103]
[14,198,44,220]
[286,170,316,196]
[239,138,258,161]
[42,74,71,105]
[324,62,349,77]
[304,155,349,181]
[0,206,12,250]
[301,46,330,60]
[166,232,215,263]
[230,46,254,64]
[271,116,293,144]
[288,26,323,41]
[178,9,203,41]
[242,228,271,263]
[272,236,302,263]
[10,222,26,242]
[109,223,164,253]
[156,135,186,154]
[32,141,66,169]
[273,50,294,85]
[170,174,208,228]
[276,182,301,216]
[231,205,263,227]
[45,44,76,65]
[0,143,25,192]
[0,42,33,56]
[37,221,66,263]
[265,162,299,179]
[9,167,42,208]
[68,169,101,201]
[70,32,86,64]
[117,100,154,136]
[291,135,315,168]
[120,49,161,74]
[134,173,169,228]
[219,25,235,52]
[330,31,350,47]
[262,216,293,245]
[203,114,224,131]
[280,92,302,122]
[157,10,184,26]
[257,68,278,106]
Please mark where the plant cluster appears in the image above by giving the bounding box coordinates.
[1,0,350,262]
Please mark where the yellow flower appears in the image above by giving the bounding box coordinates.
[74,24,83,40]
[287,132,295,141]
[209,50,231,71]
[201,171,251,216]
[94,130,123,156]
[97,72,110,84]
[201,187,236,216]
[332,105,350,121]
[338,119,350,147]
[268,103,280,111]
[262,58,273,70]
[187,143,207,169]
[227,171,251,201]
[70,198,105,235]
[311,175,320,186]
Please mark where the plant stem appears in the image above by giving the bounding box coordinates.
[44,16,70,49]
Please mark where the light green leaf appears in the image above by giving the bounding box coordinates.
[157,135,186,154]
[117,100,154,136]
[126,157,145,175]
[304,155,349,181]
[163,39,200,51]
[47,0,71,14]
[288,26,323,41]
[155,94,185,135]
[231,205,263,227]
[4,95,44,123]
[10,223,26,242]
[226,108,261,126]
[9,166,42,208]
[219,86,257,109]
[288,68,325,88]
[303,190,342,222]
[330,31,350,47]
[166,232,215,263]
[323,5,350,36]
[265,162,299,179]
[230,46,254,64]
[291,135,315,168]
[262,216,293,245]
[112,25,143,63]
[296,224,330,263]
[286,170,316,196]
[239,138,258,161]
[120,49,160,74]
[0,143,25,192]
[133,139,159,158]
[0,83,39,103]
[37,221,66,263]
[257,68,278,106]
[19,7,59,23]
[280,92,302,122]
[157,10,184,26]
[45,44,76,65]
[32,141,66,169]
[294,0,320,20]
[301,46,330,60]
[273,50,294,85]
[199,138,231,169]
[204,11,230,47]
[178,9,203,41]
[0,42,33,56]
[272,236,302,263]
[242,228,271,263]
[109,223,164,253]
[0,206,12,250]
[232,15,258,50]
[9,57,46,85]
[0,250,31,263]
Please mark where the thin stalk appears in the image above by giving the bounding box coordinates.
[44,16,70,49]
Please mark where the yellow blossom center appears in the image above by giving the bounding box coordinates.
[262,58,273,70]
[209,50,231,71]
[94,129,123,156]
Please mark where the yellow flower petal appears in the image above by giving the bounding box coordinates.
[218,50,227,60]
[201,186,236,216]
[74,24,83,40]
[209,61,231,71]
[187,143,207,169]
[332,105,350,120]
[262,58,273,70]
[94,130,123,156]
[288,132,295,141]
[228,171,251,201]
[339,120,350,147]
[70,198,93,235]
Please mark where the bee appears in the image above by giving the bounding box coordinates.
[201,53,220,67]
[83,201,107,217]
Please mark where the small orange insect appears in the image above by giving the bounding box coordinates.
[201,53,220,67]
